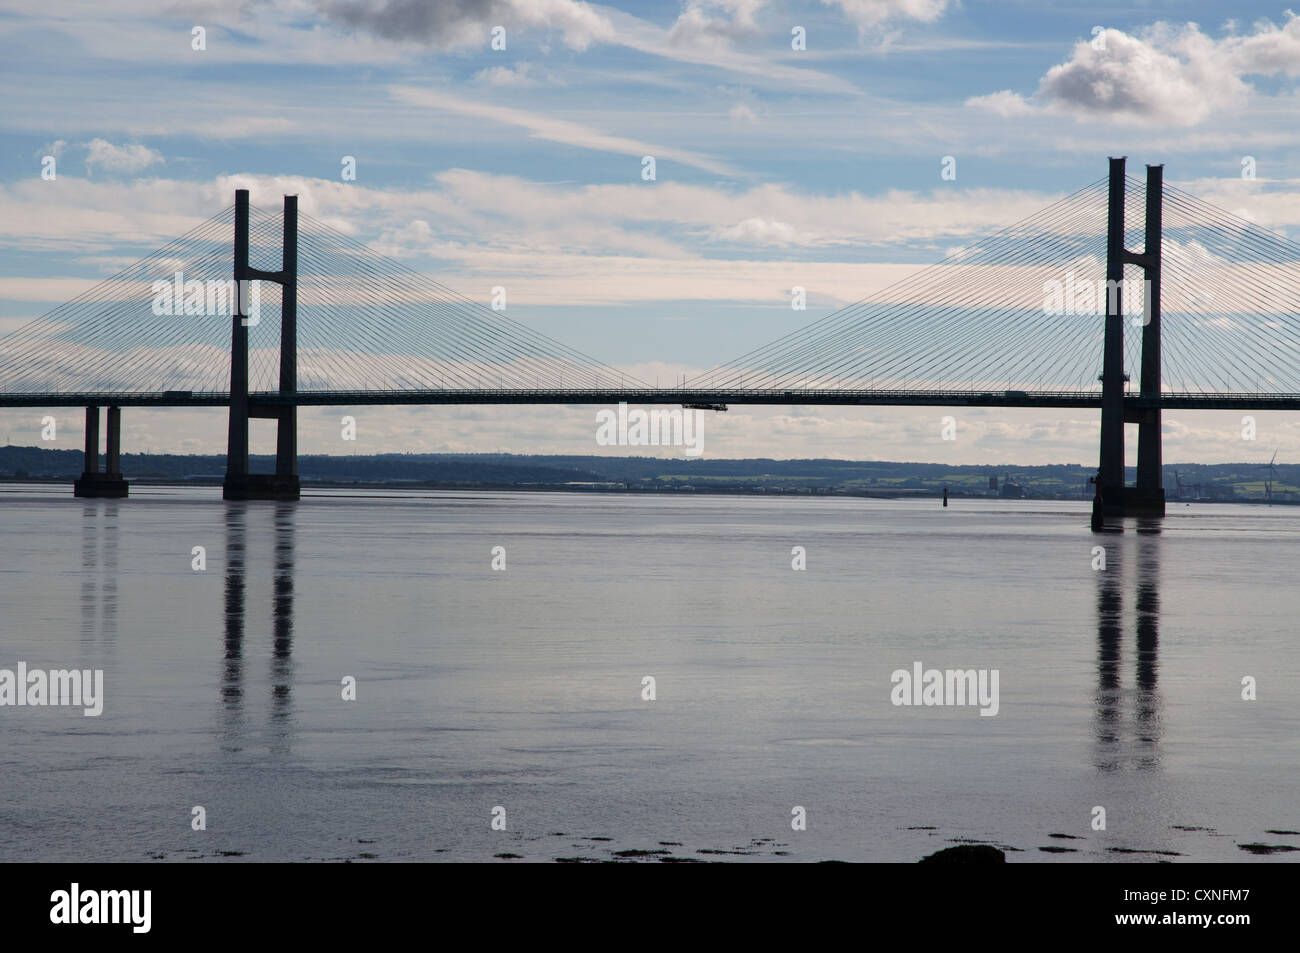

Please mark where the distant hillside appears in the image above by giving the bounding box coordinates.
[0,446,605,487]
[1,445,1294,501]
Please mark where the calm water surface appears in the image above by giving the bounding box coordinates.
[1,485,1297,862]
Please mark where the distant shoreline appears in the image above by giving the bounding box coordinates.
[1,445,1288,504]
[0,475,1288,506]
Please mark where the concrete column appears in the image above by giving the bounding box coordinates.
[1098,156,1127,514]
[106,406,121,476]
[276,195,298,480]
[1135,164,1165,513]
[83,405,100,474]
[226,189,250,482]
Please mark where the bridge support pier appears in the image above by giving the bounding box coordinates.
[1127,408,1165,515]
[222,189,300,502]
[74,405,127,498]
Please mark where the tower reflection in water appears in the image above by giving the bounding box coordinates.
[1094,518,1163,772]
[222,502,296,753]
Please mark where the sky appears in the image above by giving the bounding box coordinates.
[3,0,1300,466]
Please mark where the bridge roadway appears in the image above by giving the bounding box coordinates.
[1,389,1300,411]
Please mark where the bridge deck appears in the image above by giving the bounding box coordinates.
[1,390,1299,410]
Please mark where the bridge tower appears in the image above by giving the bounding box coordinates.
[1097,157,1165,519]
[223,190,300,501]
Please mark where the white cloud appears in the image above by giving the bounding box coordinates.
[84,139,164,174]
[312,0,614,52]
[1221,11,1300,75]
[378,169,1095,262]
[964,89,1032,118]
[713,216,807,245]
[976,16,1300,127]
[667,0,766,51]
[0,168,1104,314]
[1037,26,1245,125]
[728,102,759,123]
[822,0,950,32]
[0,177,220,252]
[473,62,551,87]
[1172,175,1300,232]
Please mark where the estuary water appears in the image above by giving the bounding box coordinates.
[1,484,1297,863]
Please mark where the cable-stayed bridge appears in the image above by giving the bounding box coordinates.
[3,157,1300,519]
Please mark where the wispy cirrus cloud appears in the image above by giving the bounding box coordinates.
[388,85,739,176]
